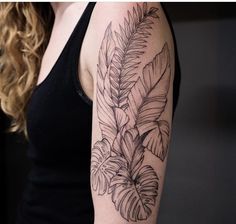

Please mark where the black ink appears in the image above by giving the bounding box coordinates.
[91,3,171,221]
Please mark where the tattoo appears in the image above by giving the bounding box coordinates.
[91,3,171,221]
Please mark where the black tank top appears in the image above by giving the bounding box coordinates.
[16,3,96,224]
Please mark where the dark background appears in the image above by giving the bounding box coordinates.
[1,3,236,224]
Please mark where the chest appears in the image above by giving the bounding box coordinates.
[37,14,94,101]
[26,58,92,159]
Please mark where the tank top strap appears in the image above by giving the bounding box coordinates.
[68,2,96,106]
[69,2,96,43]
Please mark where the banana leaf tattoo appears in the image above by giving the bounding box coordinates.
[91,3,171,221]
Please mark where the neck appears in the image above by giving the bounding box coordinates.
[50,2,71,15]
[50,2,86,18]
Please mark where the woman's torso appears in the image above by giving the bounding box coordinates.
[16,3,96,224]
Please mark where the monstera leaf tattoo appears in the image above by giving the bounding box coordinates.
[91,138,126,195]
[91,3,171,221]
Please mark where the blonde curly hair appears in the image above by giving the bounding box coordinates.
[0,2,53,137]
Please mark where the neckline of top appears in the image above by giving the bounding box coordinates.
[34,2,91,91]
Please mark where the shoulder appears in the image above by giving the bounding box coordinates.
[81,2,175,80]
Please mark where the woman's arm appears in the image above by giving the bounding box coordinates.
[85,2,175,223]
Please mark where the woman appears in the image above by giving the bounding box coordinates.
[0,2,175,224]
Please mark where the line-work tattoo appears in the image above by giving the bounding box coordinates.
[91,3,171,221]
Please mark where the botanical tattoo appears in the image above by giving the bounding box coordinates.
[91,3,171,222]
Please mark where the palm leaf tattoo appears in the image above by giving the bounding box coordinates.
[126,43,171,161]
[91,3,171,221]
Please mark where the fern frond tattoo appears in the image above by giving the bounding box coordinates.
[91,3,171,221]
[110,3,159,109]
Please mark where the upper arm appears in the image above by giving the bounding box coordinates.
[87,2,175,223]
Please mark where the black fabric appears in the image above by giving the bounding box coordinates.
[16,3,96,224]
